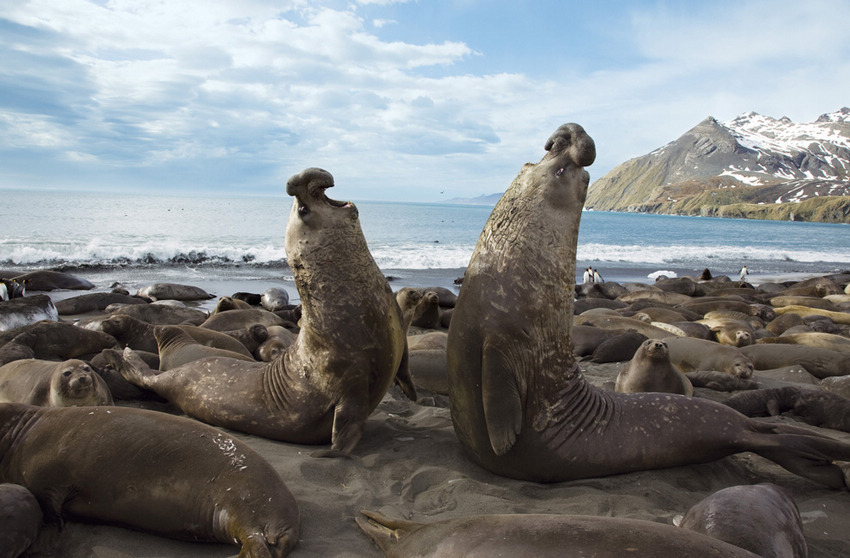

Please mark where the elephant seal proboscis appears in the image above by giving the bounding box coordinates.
[615,339,693,396]
[108,168,416,454]
[0,482,42,558]
[678,483,807,558]
[356,510,760,557]
[0,403,299,556]
[0,358,113,407]
[446,123,850,486]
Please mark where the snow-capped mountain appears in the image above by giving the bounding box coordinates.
[585,108,850,222]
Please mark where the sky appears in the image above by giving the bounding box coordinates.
[1,0,849,202]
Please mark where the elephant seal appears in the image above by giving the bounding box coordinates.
[679,483,807,558]
[410,290,442,330]
[356,510,759,557]
[214,295,253,312]
[445,123,850,486]
[725,386,850,432]
[590,330,648,363]
[615,339,693,396]
[663,336,754,378]
[260,287,290,312]
[0,295,58,331]
[107,168,416,454]
[136,282,215,301]
[741,344,850,378]
[407,331,449,394]
[54,292,147,315]
[12,270,94,291]
[99,313,254,357]
[0,321,118,360]
[0,403,299,556]
[0,482,42,558]
[698,317,755,347]
[0,358,113,406]
[254,325,297,362]
[153,325,255,370]
[107,303,208,326]
[199,308,285,331]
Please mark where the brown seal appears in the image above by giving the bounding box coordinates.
[107,303,208,326]
[0,358,113,406]
[54,292,147,315]
[615,339,693,396]
[741,344,850,378]
[0,482,42,557]
[0,403,299,556]
[136,282,215,301]
[0,320,119,360]
[153,325,255,370]
[356,510,760,557]
[446,123,850,486]
[725,386,850,432]
[663,336,755,378]
[678,483,807,558]
[107,168,416,454]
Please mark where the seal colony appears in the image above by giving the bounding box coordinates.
[1,127,850,555]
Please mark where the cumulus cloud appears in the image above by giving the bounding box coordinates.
[0,0,848,200]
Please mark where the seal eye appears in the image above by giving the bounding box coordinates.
[63,370,72,377]
[298,204,310,218]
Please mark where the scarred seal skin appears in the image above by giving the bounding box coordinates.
[446,123,850,486]
[0,403,299,557]
[108,168,416,455]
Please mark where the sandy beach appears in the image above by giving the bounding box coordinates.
[22,364,850,557]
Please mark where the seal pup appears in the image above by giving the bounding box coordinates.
[109,168,416,454]
[0,358,113,407]
[0,482,42,558]
[678,483,807,558]
[446,123,850,487]
[0,403,299,557]
[615,339,693,396]
[1,320,119,360]
[260,287,290,312]
[356,510,760,557]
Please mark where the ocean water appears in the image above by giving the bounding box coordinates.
[1,189,848,301]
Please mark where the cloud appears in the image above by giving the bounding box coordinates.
[0,0,849,200]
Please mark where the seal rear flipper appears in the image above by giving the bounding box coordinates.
[750,422,850,489]
[355,510,423,554]
[482,343,523,456]
[236,533,274,558]
[393,347,418,401]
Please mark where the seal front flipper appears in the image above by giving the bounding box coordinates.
[355,509,423,554]
[393,346,417,401]
[322,391,369,456]
[482,341,524,455]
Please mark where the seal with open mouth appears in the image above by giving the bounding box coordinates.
[446,123,850,487]
[108,168,415,455]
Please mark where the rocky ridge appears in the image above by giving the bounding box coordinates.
[585,108,850,223]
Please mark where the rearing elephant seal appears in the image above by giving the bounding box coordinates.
[0,403,299,557]
[109,168,415,455]
[446,123,850,486]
